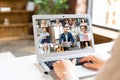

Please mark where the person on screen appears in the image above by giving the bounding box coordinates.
[53,19,63,40]
[59,27,75,51]
[39,28,50,44]
[53,35,120,80]
[64,19,70,27]
[54,19,62,27]
[56,44,64,52]
[85,41,91,48]
[79,25,91,41]
[80,18,87,26]
[40,19,48,28]
[69,19,78,40]
[71,18,77,27]
[42,42,50,53]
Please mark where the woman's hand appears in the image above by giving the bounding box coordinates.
[53,55,104,80]
[80,55,104,70]
[53,59,76,80]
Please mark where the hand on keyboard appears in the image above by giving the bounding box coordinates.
[44,57,84,70]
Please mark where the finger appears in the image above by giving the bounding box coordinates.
[53,60,63,66]
[53,63,57,70]
[80,55,98,63]
[60,59,70,65]
[64,59,71,64]
[53,61,59,67]
[83,63,97,70]
[59,59,64,63]
[72,59,76,65]
[80,57,91,62]
[55,60,61,64]
[53,60,63,70]
[89,56,102,63]
[53,66,59,76]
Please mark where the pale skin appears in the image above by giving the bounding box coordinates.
[41,20,46,25]
[42,28,47,33]
[80,55,104,70]
[53,59,76,80]
[53,55,104,80]
[56,19,60,24]
[63,27,68,34]
[81,26,87,33]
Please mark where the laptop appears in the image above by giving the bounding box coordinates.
[32,14,97,78]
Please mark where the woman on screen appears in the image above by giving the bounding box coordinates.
[53,19,63,40]
[69,18,78,40]
[79,25,91,41]
[39,28,50,44]
[54,19,62,27]
[65,19,70,27]
[40,19,48,28]
[42,42,50,53]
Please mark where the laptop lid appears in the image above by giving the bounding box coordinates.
[32,14,95,61]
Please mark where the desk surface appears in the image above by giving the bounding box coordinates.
[0,42,113,80]
[0,51,15,61]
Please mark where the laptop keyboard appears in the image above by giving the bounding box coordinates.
[44,57,84,70]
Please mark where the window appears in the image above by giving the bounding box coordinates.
[92,0,120,30]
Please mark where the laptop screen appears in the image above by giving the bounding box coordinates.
[32,14,94,59]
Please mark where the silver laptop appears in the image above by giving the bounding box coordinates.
[32,14,97,78]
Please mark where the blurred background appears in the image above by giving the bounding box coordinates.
[0,0,119,57]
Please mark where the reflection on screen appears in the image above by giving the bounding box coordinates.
[35,18,93,54]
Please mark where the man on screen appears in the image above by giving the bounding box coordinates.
[59,27,75,51]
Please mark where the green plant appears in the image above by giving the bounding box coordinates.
[34,0,69,14]
[29,0,34,1]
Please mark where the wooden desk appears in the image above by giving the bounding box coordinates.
[93,26,119,44]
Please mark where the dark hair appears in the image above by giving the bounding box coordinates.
[80,41,90,49]
[83,41,90,46]
[81,18,86,23]
[80,25,87,30]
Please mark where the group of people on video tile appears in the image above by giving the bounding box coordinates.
[37,18,92,54]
